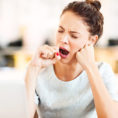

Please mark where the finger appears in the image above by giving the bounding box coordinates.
[40,49,52,59]
[50,52,61,64]
[78,48,82,52]
[78,43,86,52]
[88,43,92,47]
[53,46,59,51]
[42,56,58,67]
[76,51,81,59]
[47,48,58,59]
[50,46,60,59]
[50,46,59,59]
[43,46,58,59]
[47,52,54,59]
[83,44,86,48]
[40,52,47,59]
[55,52,61,60]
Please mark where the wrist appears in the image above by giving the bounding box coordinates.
[26,63,42,81]
[28,65,41,76]
[84,61,97,72]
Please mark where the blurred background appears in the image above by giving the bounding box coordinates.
[0,0,118,75]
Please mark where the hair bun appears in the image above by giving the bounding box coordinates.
[86,0,101,11]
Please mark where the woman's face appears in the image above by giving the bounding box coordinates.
[56,11,92,64]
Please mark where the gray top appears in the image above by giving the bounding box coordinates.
[35,62,118,118]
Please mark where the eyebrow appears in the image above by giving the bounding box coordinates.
[59,26,65,30]
[59,26,80,34]
[70,31,80,34]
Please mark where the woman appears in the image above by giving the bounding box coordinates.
[25,0,118,118]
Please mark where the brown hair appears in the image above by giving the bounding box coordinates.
[61,0,104,39]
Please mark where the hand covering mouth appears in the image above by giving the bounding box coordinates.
[59,47,69,56]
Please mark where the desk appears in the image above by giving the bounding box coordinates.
[0,68,38,118]
[0,68,29,118]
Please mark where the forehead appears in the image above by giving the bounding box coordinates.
[59,11,89,32]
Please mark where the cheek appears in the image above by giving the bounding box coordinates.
[70,39,87,53]
[56,33,61,45]
[56,37,59,46]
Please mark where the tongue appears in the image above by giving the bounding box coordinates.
[62,50,68,55]
[59,48,69,58]
[60,49,69,55]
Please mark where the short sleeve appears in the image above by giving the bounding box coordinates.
[99,62,118,102]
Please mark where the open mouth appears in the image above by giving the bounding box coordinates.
[59,47,69,58]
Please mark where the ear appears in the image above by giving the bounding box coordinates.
[88,35,98,45]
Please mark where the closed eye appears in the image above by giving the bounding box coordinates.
[71,35,78,39]
[58,30,64,33]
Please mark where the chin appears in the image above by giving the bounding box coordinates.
[59,56,75,64]
[59,59,70,64]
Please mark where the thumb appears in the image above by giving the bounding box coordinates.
[76,51,81,61]
[52,52,61,64]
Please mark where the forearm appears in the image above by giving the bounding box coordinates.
[85,63,118,118]
[24,45,59,117]
[25,64,42,118]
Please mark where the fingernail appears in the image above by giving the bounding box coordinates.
[57,55,61,60]
[56,52,60,56]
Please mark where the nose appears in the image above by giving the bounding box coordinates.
[61,35,69,44]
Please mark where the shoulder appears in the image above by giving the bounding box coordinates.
[97,61,112,70]
[97,62,114,76]
[97,61,117,87]
[96,61,117,83]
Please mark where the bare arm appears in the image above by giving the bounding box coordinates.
[24,45,60,118]
[76,45,118,118]
[85,63,118,118]
[25,64,41,118]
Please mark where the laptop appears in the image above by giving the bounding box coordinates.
[0,68,29,118]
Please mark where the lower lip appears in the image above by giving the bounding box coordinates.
[59,52,69,58]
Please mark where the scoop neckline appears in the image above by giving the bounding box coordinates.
[51,64,86,83]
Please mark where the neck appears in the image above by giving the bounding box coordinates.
[54,60,83,81]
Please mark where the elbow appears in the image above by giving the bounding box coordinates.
[33,111,38,118]
[97,106,118,118]
[29,105,37,118]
